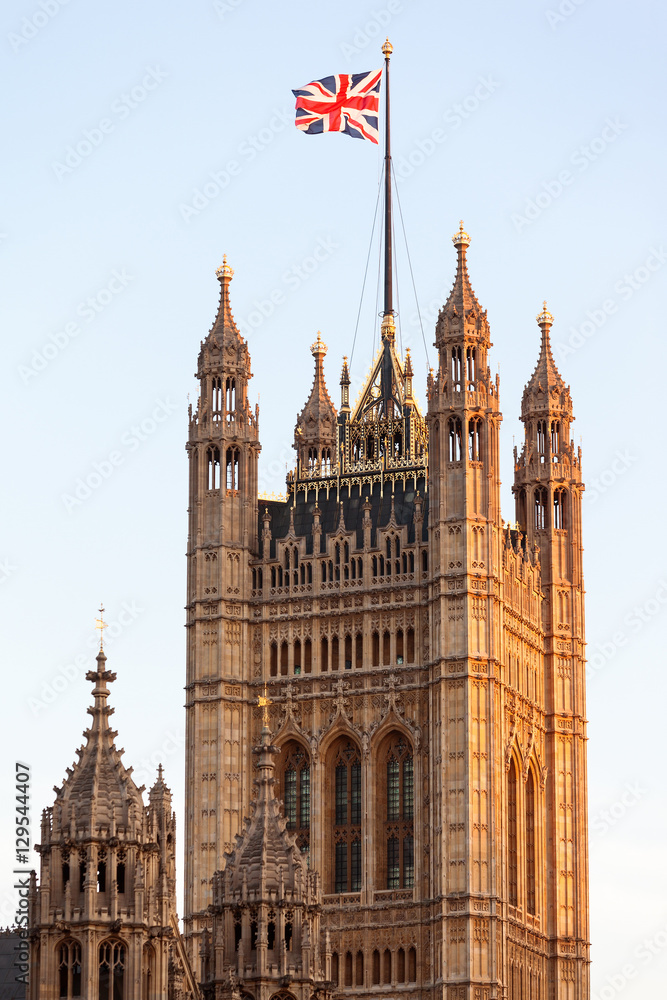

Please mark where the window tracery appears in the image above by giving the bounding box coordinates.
[331,740,362,893]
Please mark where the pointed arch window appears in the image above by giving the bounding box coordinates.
[534,487,547,530]
[142,944,155,1000]
[380,734,414,889]
[553,488,566,529]
[526,769,536,915]
[207,447,221,490]
[58,939,82,999]
[226,448,240,491]
[468,417,482,461]
[550,420,560,459]
[448,417,463,462]
[116,855,125,894]
[332,740,362,893]
[451,346,462,390]
[212,377,222,422]
[225,377,236,422]
[466,346,476,389]
[537,420,547,461]
[99,940,125,1000]
[281,741,310,857]
[508,760,518,907]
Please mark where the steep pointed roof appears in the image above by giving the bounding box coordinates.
[435,223,489,346]
[444,222,482,314]
[53,647,144,835]
[350,331,407,423]
[295,333,337,433]
[208,255,244,346]
[198,256,251,381]
[522,303,572,417]
[223,727,306,895]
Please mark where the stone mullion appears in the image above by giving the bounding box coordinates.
[363,739,374,903]
[310,711,325,893]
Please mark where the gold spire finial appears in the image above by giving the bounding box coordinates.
[382,38,393,57]
[310,331,328,357]
[216,254,234,280]
[94,604,108,651]
[452,221,471,248]
[536,301,554,327]
[257,682,271,727]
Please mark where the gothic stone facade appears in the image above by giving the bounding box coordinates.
[184,231,589,1000]
[30,651,197,999]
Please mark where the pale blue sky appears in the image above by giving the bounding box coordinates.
[1,1,666,995]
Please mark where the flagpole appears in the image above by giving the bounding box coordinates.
[382,38,393,323]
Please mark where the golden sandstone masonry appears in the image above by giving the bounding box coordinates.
[181,225,589,999]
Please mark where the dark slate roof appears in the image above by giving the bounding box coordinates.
[259,479,428,559]
[0,932,27,999]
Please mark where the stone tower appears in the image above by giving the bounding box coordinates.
[184,229,590,999]
[424,222,505,989]
[184,255,261,950]
[513,304,588,997]
[29,646,196,999]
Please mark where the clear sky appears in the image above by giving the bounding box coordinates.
[1,1,666,995]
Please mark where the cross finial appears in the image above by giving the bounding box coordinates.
[94,604,108,651]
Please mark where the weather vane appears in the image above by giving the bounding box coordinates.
[94,603,108,651]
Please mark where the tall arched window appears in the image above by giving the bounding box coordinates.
[550,419,560,459]
[58,939,81,999]
[380,733,414,889]
[534,487,547,530]
[468,417,482,461]
[448,417,463,461]
[508,760,518,907]
[553,488,566,529]
[225,377,236,421]
[207,447,221,490]
[372,949,381,984]
[280,740,311,858]
[537,420,547,461]
[142,944,155,1000]
[99,940,125,1000]
[451,346,462,389]
[355,950,364,986]
[526,769,536,916]
[331,740,362,893]
[226,448,240,491]
[212,377,222,422]
[466,346,476,389]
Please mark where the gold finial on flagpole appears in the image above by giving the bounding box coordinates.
[382,38,393,57]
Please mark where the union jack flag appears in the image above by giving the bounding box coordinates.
[292,69,382,143]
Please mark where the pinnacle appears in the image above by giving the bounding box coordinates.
[294,334,337,452]
[222,730,306,897]
[52,646,144,835]
[441,221,483,319]
[524,302,566,398]
[207,255,244,345]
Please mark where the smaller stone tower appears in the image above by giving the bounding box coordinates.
[203,722,330,1000]
[30,642,196,999]
[294,333,338,476]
